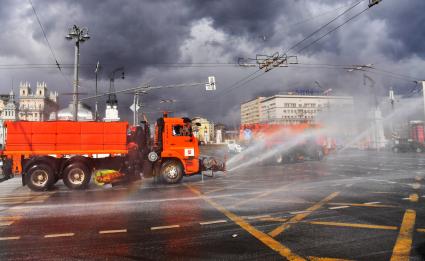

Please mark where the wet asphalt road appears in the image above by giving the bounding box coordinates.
[1,150,425,260]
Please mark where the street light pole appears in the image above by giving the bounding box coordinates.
[66,25,90,121]
[94,61,101,121]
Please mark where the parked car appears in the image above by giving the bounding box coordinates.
[392,138,425,153]
[227,140,243,154]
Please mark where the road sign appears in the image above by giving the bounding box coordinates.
[206,76,216,91]
[130,103,140,112]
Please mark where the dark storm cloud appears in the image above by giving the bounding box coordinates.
[0,0,424,124]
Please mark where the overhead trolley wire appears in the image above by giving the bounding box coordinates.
[295,6,370,54]
[285,0,366,54]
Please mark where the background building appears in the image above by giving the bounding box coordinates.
[19,81,58,121]
[53,102,94,121]
[240,97,265,125]
[192,117,215,144]
[258,94,354,125]
[0,90,18,148]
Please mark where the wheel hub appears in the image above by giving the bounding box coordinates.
[166,166,178,179]
[32,170,48,187]
[69,169,85,185]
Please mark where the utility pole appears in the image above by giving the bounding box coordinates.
[133,92,139,126]
[66,25,90,121]
[389,87,395,134]
[421,81,425,122]
[94,61,101,121]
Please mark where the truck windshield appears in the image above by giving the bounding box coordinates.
[172,124,192,137]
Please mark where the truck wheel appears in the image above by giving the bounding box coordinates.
[62,163,91,190]
[416,147,422,153]
[26,164,55,191]
[393,147,399,153]
[160,160,183,184]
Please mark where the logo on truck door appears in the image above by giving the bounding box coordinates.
[184,148,195,157]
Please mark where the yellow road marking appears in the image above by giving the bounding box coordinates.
[0,216,21,221]
[0,221,14,226]
[308,221,398,230]
[417,228,425,233]
[269,192,340,238]
[246,215,271,220]
[408,194,418,202]
[308,257,354,261]
[390,209,416,261]
[44,233,75,238]
[0,200,45,205]
[185,184,306,261]
[150,225,180,230]
[99,229,127,234]
[200,220,227,225]
[0,236,20,241]
[327,202,396,208]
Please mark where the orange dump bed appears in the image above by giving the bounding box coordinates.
[3,121,128,155]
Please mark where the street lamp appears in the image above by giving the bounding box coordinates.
[66,25,90,121]
[94,61,101,121]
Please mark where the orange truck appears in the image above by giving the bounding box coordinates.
[0,114,224,191]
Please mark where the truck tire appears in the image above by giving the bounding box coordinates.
[160,160,183,184]
[62,162,91,190]
[25,164,55,191]
[416,147,422,153]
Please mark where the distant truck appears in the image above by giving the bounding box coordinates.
[0,114,224,191]
[240,123,332,164]
[392,121,425,153]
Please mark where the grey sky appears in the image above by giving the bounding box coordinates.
[0,0,424,125]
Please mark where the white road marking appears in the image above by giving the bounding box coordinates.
[364,202,381,205]
[150,225,180,230]
[411,183,421,189]
[200,220,228,225]
[99,229,127,234]
[328,206,350,210]
[0,236,20,241]
[44,233,75,238]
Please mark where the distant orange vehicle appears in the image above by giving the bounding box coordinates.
[240,123,333,163]
[0,114,224,191]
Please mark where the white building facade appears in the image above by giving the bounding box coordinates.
[18,81,58,121]
[240,97,265,125]
[258,94,354,125]
[0,91,19,148]
[192,117,215,144]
